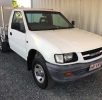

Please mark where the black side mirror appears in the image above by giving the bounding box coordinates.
[71,21,75,26]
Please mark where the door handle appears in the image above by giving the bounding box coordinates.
[10,32,12,36]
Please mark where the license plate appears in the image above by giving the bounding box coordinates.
[89,62,102,71]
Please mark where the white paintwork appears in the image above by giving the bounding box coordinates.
[8,9,102,65]
[34,28,102,53]
[8,10,27,59]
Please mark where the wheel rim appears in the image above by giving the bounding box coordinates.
[34,64,45,84]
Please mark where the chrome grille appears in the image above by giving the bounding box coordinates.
[82,47,102,60]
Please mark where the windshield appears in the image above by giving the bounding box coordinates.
[24,11,74,31]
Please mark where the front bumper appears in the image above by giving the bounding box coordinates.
[46,58,102,83]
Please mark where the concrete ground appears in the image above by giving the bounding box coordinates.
[0,51,102,100]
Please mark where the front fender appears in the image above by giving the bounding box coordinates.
[26,32,62,64]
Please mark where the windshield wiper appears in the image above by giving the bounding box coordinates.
[31,27,74,31]
[51,27,74,30]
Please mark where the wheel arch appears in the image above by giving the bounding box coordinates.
[27,49,45,70]
[27,49,37,70]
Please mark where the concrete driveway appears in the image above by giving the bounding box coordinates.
[0,51,102,100]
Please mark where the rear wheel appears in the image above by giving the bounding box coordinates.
[32,53,54,89]
[0,37,2,50]
[0,37,10,52]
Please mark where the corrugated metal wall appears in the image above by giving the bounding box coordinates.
[80,0,102,35]
[32,0,102,35]
[0,0,12,26]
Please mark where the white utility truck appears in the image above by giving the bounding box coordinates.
[1,7,102,89]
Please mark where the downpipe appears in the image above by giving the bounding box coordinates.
[0,6,8,42]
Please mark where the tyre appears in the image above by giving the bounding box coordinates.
[32,53,54,89]
[0,37,2,51]
[0,37,10,52]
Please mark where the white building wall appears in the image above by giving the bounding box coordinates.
[32,0,102,35]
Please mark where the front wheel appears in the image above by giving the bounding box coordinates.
[32,53,54,89]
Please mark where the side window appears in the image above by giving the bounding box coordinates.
[11,11,25,33]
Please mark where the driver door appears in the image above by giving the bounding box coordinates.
[9,11,27,59]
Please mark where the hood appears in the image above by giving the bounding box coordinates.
[33,28,102,53]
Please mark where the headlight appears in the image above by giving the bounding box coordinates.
[64,53,73,62]
[54,54,64,63]
[54,53,78,64]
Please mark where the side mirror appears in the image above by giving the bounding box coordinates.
[71,21,75,26]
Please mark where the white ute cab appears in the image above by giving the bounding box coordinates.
[1,8,102,89]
